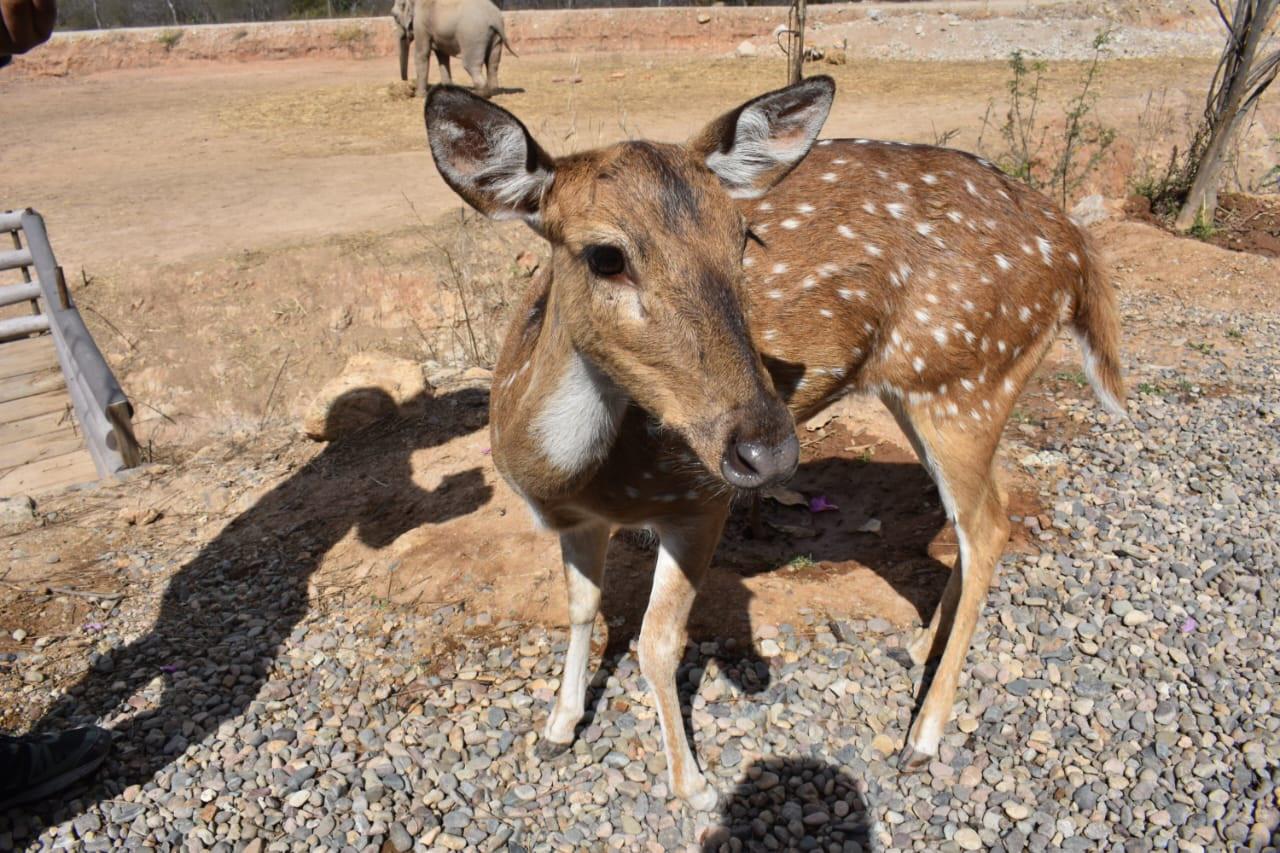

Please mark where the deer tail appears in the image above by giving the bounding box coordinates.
[1070,231,1126,418]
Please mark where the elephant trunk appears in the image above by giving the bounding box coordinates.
[399,33,410,82]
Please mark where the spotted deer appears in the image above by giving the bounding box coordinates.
[424,76,1124,810]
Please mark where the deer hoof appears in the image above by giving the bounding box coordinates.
[681,780,720,813]
[897,743,933,773]
[534,738,572,760]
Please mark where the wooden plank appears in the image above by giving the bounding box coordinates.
[0,428,84,469]
[0,248,32,271]
[0,335,58,379]
[0,407,77,447]
[0,367,64,405]
[0,447,99,497]
[0,389,72,425]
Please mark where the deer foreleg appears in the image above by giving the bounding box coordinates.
[640,511,726,811]
[538,522,610,757]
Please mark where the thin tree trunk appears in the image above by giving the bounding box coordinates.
[1175,0,1279,230]
[787,0,806,86]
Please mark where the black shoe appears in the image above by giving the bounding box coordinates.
[0,727,112,810]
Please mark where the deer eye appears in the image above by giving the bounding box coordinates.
[586,245,626,278]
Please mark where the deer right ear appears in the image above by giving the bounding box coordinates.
[689,76,835,199]
[425,86,555,231]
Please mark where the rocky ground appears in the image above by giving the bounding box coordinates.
[2,275,1278,851]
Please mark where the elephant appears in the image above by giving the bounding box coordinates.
[392,0,515,99]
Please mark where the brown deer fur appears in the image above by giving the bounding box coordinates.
[424,77,1125,811]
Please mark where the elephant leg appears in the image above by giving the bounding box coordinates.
[483,38,503,98]
[462,41,487,97]
[436,49,453,86]
[412,35,430,96]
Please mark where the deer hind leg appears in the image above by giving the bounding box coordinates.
[889,399,1011,770]
[640,510,727,812]
[538,522,610,758]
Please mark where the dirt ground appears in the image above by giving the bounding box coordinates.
[1,13,1279,702]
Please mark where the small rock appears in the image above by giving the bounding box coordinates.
[735,40,758,58]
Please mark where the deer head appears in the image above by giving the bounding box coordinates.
[424,77,835,489]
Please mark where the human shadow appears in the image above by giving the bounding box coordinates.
[6,385,492,830]
[702,756,873,852]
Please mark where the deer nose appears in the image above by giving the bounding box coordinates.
[721,433,800,489]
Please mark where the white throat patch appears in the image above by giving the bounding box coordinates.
[531,351,626,475]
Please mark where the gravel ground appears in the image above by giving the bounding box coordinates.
[2,289,1279,852]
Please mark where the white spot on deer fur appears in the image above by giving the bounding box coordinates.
[983,399,992,410]
[833,158,848,164]
[1019,306,1032,322]
[980,274,993,285]
[533,352,624,475]
[768,289,783,299]
[914,309,930,323]
[1068,251,1080,266]
[763,329,778,341]
[817,263,840,278]
[863,321,874,333]
[818,140,832,146]
[875,169,889,179]
[922,174,938,185]
[822,173,837,182]
[862,201,877,215]
[896,182,911,193]
[932,327,948,345]
[994,254,1011,271]
[757,201,773,212]
[913,357,926,373]
[960,378,975,392]
[916,222,934,236]
[865,244,883,257]
[797,203,815,214]
[1003,377,1015,392]
[903,340,914,353]
[970,409,983,421]
[962,299,974,311]
[926,293,940,304]
[947,402,959,416]
[772,262,789,274]
[997,189,1010,200]
[909,391,933,405]
[1036,236,1053,265]
[756,223,770,234]
[946,210,964,223]
[1021,243,1033,255]
[938,384,948,395]
[837,224,855,239]
[781,219,800,230]
[965,179,980,196]
[819,308,834,318]
[743,256,755,268]
[997,340,1007,353]
[885,203,907,219]
[802,276,818,290]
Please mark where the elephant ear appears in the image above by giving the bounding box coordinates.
[425,86,555,231]
[688,75,835,199]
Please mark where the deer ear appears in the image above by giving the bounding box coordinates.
[425,86,555,230]
[689,76,835,199]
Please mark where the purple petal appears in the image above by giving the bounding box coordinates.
[808,495,839,513]
[1180,616,1198,634]
[83,622,105,633]
[159,664,179,673]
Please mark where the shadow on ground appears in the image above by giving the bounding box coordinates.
[702,756,874,852]
[3,386,492,832]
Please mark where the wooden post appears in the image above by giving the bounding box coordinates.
[787,0,807,86]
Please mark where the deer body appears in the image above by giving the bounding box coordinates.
[425,78,1124,811]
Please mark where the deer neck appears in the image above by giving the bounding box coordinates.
[490,271,629,505]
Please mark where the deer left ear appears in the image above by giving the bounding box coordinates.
[689,75,835,199]
[425,85,556,231]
